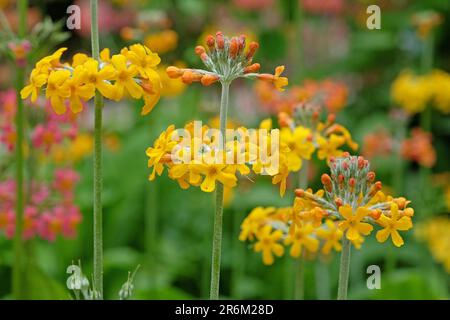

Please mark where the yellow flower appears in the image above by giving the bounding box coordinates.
[376,203,413,247]
[65,66,96,113]
[316,220,343,254]
[197,164,237,192]
[284,223,319,258]
[123,44,161,79]
[338,205,373,241]
[146,125,177,180]
[254,225,284,265]
[20,69,48,102]
[45,70,71,115]
[144,30,178,55]
[35,47,67,72]
[273,66,288,91]
[317,134,345,162]
[111,54,143,99]
[391,70,432,113]
[280,126,315,171]
[83,58,118,100]
[239,207,274,241]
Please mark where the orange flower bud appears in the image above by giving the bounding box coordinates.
[216,31,225,49]
[229,38,238,58]
[349,177,356,188]
[278,112,292,128]
[201,74,219,86]
[166,66,183,79]
[327,114,336,124]
[256,73,274,83]
[195,45,206,56]
[335,198,343,207]
[367,171,376,182]
[244,63,261,74]
[321,174,332,191]
[206,35,215,50]
[141,81,155,94]
[295,188,305,197]
[375,181,382,190]
[181,70,202,84]
[246,41,259,60]
[370,209,382,220]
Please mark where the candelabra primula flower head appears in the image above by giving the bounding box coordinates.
[240,153,414,265]
[166,31,288,89]
[146,121,284,193]
[20,44,162,116]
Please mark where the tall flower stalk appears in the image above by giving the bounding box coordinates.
[151,31,288,299]
[90,0,104,298]
[12,0,28,300]
[209,81,230,299]
[20,4,162,298]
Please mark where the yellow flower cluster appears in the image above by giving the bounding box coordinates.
[239,206,343,265]
[391,69,450,114]
[21,44,162,115]
[240,154,414,265]
[146,121,280,193]
[416,216,450,274]
[265,111,358,196]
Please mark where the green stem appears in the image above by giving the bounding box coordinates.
[90,0,103,299]
[293,160,309,299]
[209,81,230,300]
[12,0,28,300]
[337,236,351,300]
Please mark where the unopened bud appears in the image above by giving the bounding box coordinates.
[246,42,259,60]
[166,66,183,79]
[201,74,219,86]
[244,63,261,74]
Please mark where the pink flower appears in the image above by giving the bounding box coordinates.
[0,90,17,120]
[61,205,82,238]
[38,210,62,242]
[31,122,64,152]
[0,209,15,239]
[31,182,50,206]
[0,123,16,152]
[53,169,80,201]
[0,179,16,208]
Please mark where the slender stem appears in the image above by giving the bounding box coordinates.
[12,0,28,300]
[294,160,309,299]
[90,0,103,299]
[337,236,351,300]
[209,81,230,300]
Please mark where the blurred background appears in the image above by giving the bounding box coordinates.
[0,0,449,299]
